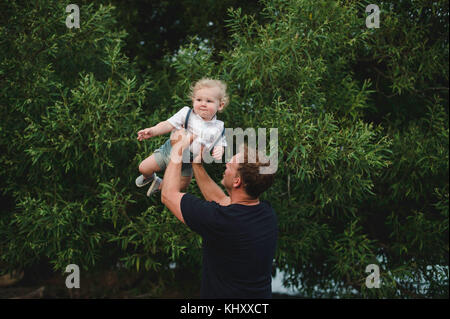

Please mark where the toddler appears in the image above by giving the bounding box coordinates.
[136,78,229,196]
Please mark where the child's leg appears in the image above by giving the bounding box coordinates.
[139,154,161,179]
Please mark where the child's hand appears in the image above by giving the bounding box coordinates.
[212,146,224,161]
[137,128,154,141]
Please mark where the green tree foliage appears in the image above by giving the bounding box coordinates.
[97,0,264,72]
[357,0,449,298]
[0,2,192,276]
[151,0,448,298]
[0,0,447,298]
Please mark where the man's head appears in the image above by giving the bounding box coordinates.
[221,144,275,199]
[190,78,229,121]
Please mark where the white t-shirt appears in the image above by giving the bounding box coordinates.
[167,106,227,154]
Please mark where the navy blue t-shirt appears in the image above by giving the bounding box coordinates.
[180,193,278,299]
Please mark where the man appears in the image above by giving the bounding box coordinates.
[161,130,277,298]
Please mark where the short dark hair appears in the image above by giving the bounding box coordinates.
[236,144,275,199]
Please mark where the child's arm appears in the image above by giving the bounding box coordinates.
[137,121,175,141]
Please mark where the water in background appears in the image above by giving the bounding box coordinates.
[271,269,302,297]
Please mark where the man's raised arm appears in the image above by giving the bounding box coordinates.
[192,162,230,206]
[161,130,190,224]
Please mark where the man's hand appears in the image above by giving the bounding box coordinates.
[192,146,223,163]
[169,129,195,164]
[212,146,224,161]
[192,145,205,164]
[137,127,154,141]
[170,129,194,149]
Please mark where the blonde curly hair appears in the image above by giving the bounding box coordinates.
[189,78,229,112]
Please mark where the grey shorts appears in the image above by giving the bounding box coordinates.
[153,139,193,177]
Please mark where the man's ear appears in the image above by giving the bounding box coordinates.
[233,176,242,188]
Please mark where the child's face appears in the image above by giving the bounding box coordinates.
[192,87,224,121]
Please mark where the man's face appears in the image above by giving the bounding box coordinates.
[221,153,242,192]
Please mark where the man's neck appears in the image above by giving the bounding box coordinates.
[229,192,260,206]
[232,199,260,206]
